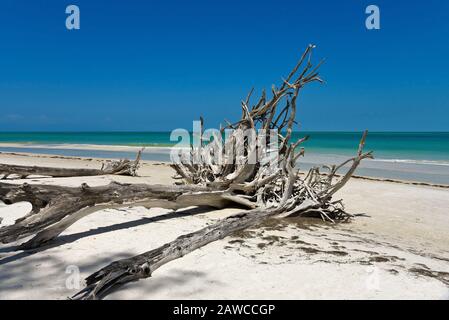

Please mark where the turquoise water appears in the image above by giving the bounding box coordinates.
[1,132,448,163]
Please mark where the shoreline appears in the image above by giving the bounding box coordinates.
[0,142,174,153]
[1,142,449,165]
[2,141,449,185]
[1,150,449,189]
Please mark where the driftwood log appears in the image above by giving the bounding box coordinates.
[0,182,223,247]
[73,208,275,300]
[0,150,142,179]
[0,45,373,299]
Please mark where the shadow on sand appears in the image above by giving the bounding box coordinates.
[0,206,213,266]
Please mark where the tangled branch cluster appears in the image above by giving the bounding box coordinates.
[172,45,373,221]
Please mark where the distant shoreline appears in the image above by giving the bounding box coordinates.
[0,142,175,153]
[1,141,449,166]
[1,142,449,185]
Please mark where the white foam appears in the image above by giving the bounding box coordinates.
[372,158,449,167]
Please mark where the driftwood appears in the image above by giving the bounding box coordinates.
[0,182,255,249]
[0,150,142,179]
[0,45,373,299]
[70,132,371,300]
[73,208,274,300]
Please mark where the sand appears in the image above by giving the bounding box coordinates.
[0,152,448,300]
[2,142,449,185]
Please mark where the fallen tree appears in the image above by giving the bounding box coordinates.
[0,45,372,299]
[0,150,142,179]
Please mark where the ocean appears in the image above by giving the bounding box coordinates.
[1,132,449,184]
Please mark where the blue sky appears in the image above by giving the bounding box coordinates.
[0,0,448,131]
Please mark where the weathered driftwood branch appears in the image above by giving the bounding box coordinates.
[0,182,252,248]
[0,150,143,179]
[72,208,274,300]
[0,45,373,300]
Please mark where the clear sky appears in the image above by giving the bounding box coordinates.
[0,0,448,131]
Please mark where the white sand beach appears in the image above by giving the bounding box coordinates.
[0,152,448,299]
